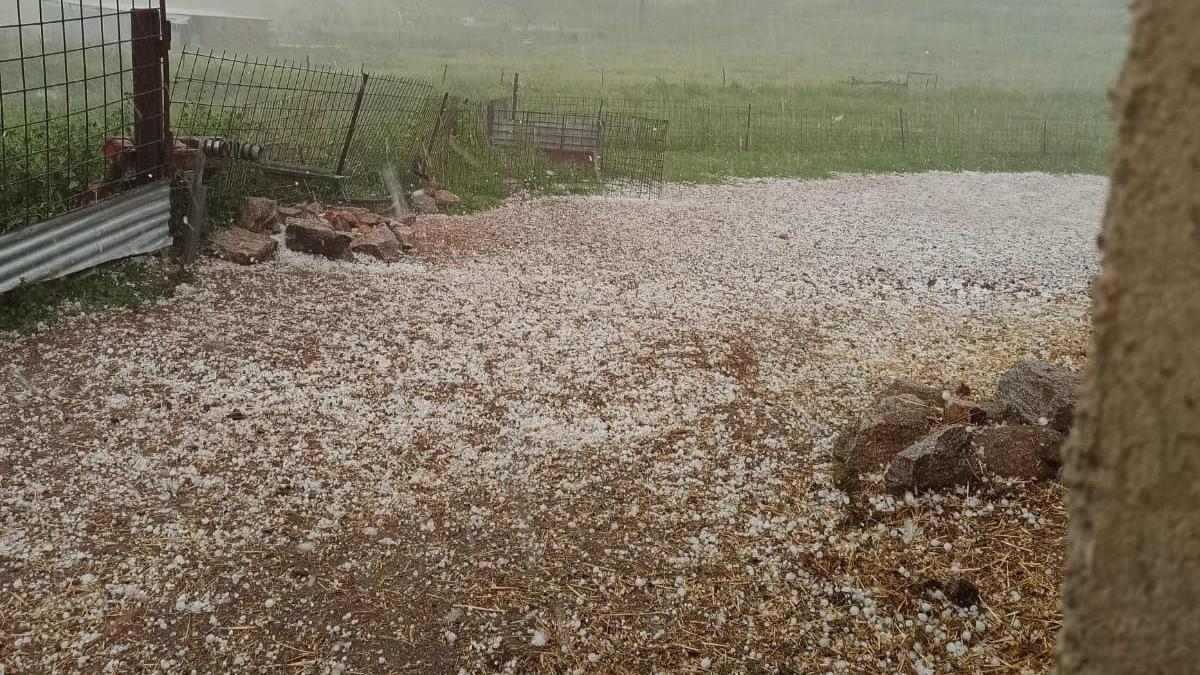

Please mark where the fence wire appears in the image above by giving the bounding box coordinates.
[501,90,1111,175]
[170,48,435,207]
[1,0,168,235]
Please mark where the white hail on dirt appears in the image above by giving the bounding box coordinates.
[0,172,1105,673]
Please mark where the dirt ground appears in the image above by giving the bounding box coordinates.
[0,173,1105,674]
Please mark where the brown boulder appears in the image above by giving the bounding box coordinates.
[411,190,439,215]
[880,379,946,408]
[833,394,939,473]
[994,359,1079,432]
[285,218,354,261]
[433,189,461,207]
[350,225,404,263]
[885,426,979,493]
[945,397,988,426]
[388,224,416,251]
[324,209,361,233]
[239,197,279,233]
[974,426,1065,480]
[211,227,278,265]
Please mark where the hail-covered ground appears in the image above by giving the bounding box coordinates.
[0,173,1104,674]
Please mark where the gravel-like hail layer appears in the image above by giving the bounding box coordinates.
[0,172,1104,674]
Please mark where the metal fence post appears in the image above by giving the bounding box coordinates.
[746,103,753,151]
[426,92,451,158]
[337,72,370,176]
[899,107,907,149]
[130,8,168,179]
[182,148,207,264]
[511,73,520,120]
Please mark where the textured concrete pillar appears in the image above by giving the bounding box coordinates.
[1060,0,1200,672]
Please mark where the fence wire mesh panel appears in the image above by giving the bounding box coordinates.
[597,111,667,196]
[170,49,435,206]
[493,91,1110,176]
[1,0,169,236]
[460,101,665,198]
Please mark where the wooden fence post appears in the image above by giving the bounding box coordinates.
[130,8,167,179]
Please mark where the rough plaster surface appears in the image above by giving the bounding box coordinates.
[1060,0,1200,671]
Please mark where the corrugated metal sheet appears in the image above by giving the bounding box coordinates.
[0,183,172,294]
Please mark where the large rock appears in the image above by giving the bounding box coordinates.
[388,224,416,251]
[886,426,979,493]
[239,197,280,234]
[411,190,439,215]
[211,227,278,265]
[350,225,404,263]
[433,189,461,207]
[945,397,988,426]
[994,359,1080,432]
[974,426,1065,480]
[285,218,354,261]
[880,379,946,408]
[834,395,938,473]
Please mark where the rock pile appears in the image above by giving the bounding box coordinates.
[834,359,1080,494]
[212,197,418,265]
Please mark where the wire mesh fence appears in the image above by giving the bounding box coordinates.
[1,0,169,235]
[426,98,668,199]
[498,90,1112,176]
[170,48,436,208]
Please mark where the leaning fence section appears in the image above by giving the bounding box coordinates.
[170,48,435,206]
[1,0,169,236]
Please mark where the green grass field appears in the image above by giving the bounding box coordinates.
[265,0,1126,185]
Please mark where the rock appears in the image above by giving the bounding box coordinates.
[285,218,354,261]
[994,359,1079,432]
[880,379,946,408]
[944,397,988,426]
[387,224,416,251]
[350,225,404,263]
[833,394,939,473]
[433,189,460,207]
[411,190,439,215]
[239,197,279,233]
[885,426,979,493]
[211,227,278,265]
[324,209,362,233]
[974,426,1066,480]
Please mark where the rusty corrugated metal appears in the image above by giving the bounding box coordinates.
[0,183,172,294]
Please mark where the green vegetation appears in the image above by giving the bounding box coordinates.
[266,0,1126,185]
[0,258,190,334]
